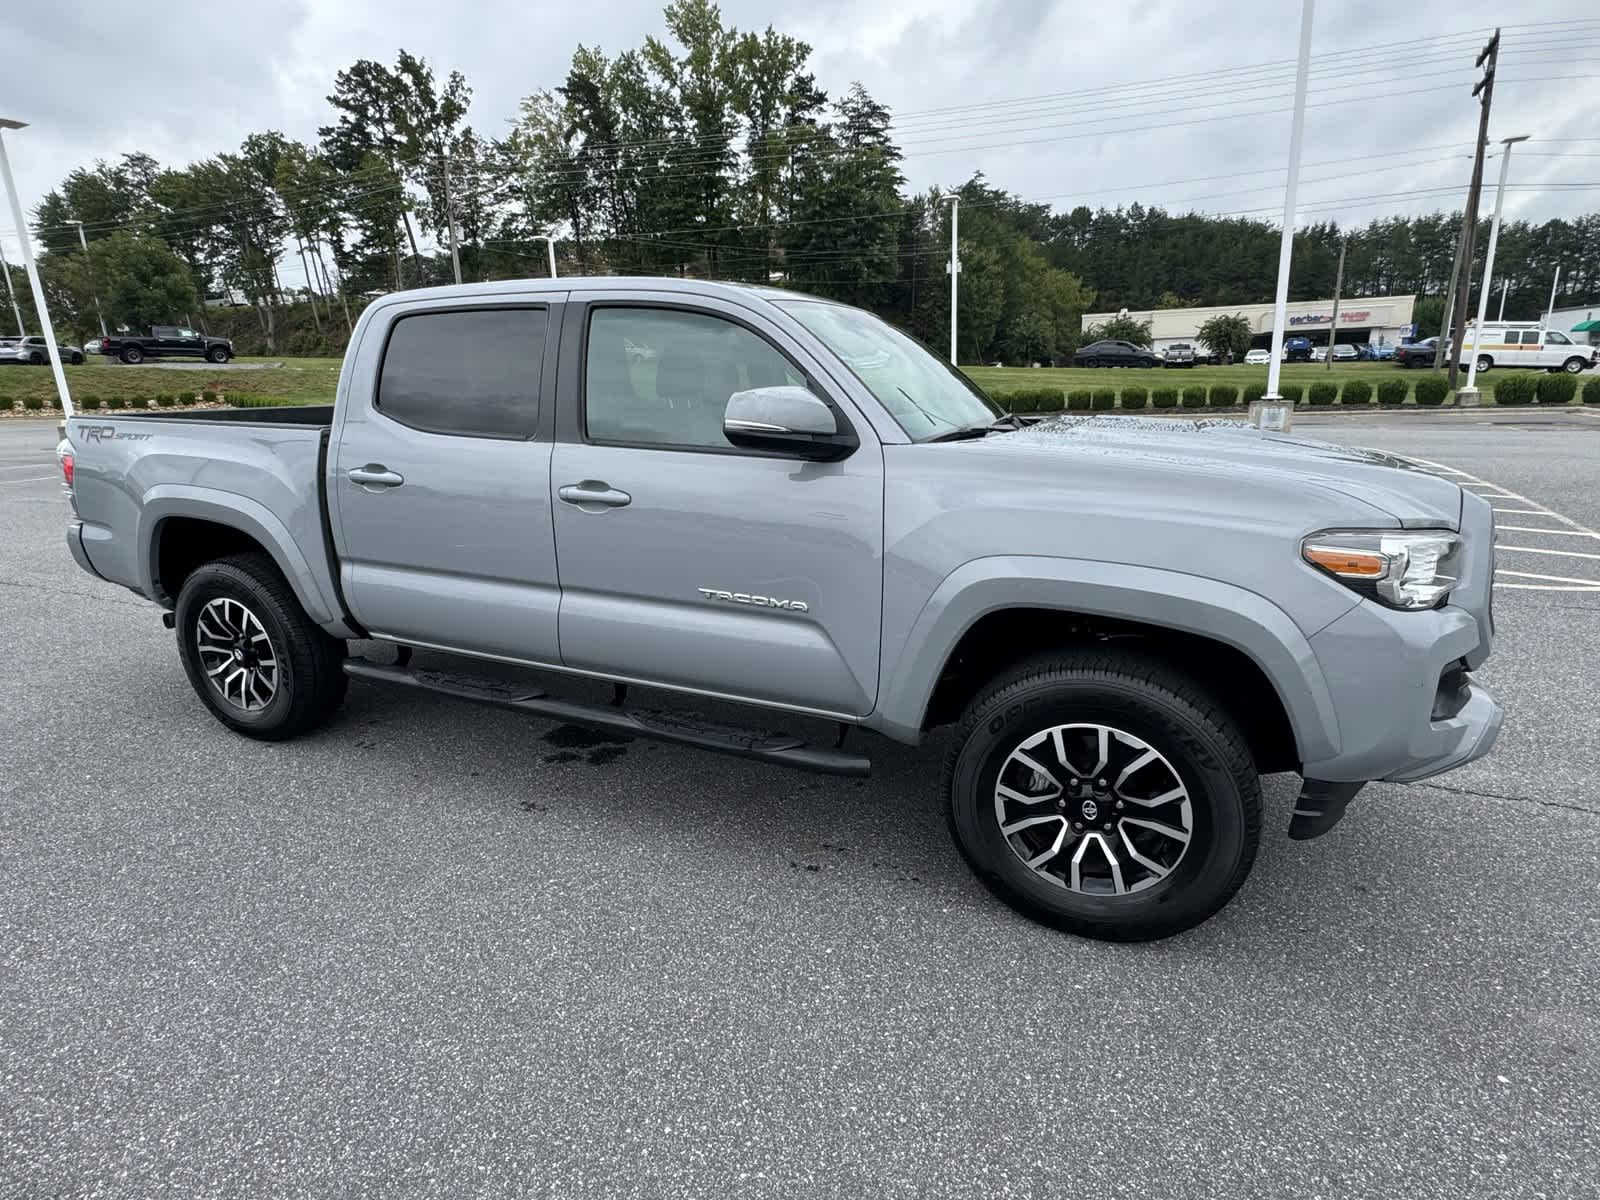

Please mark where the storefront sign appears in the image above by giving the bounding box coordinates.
[1289,310,1373,326]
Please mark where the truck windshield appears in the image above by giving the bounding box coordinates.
[780,300,997,439]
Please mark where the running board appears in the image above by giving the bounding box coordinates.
[342,658,871,777]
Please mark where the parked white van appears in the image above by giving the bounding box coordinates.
[1458,322,1597,374]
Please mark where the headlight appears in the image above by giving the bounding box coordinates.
[1301,530,1461,610]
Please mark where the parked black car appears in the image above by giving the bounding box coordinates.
[1394,337,1448,368]
[1073,339,1163,368]
[91,325,234,364]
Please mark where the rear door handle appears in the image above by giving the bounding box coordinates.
[348,464,405,489]
[558,480,632,509]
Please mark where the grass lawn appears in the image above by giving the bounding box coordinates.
[963,361,1506,403]
[0,355,342,410]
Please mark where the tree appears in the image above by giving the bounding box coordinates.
[1085,313,1153,346]
[44,232,197,332]
[1196,313,1252,362]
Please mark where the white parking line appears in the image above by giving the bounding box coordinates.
[0,474,54,485]
[1497,545,1600,561]
[1389,453,1600,594]
[1497,525,1600,538]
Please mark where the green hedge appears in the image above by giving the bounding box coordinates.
[106,396,127,410]
[1208,384,1239,408]
[1152,387,1178,409]
[995,387,1065,414]
[1340,379,1373,406]
[1307,381,1338,406]
[1067,389,1092,411]
[22,396,44,411]
[1181,386,1207,409]
[81,396,102,410]
[1241,382,1266,406]
[1584,378,1600,405]
[1537,373,1578,406]
[1377,378,1408,406]
[1121,385,1148,410]
[156,393,178,408]
[0,396,13,411]
[1280,383,1304,405]
[1091,388,1116,411]
[201,389,218,404]
[1495,374,1536,405]
[1414,375,1449,406]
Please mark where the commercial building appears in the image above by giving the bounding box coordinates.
[1083,295,1417,356]
[1540,301,1600,347]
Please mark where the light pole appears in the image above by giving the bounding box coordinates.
[942,193,959,365]
[531,234,557,279]
[1457,134,1528,406]
[68,217,108,338]
[0,236,23,335]
[0,118,72,417]
[1263,0,1314,405]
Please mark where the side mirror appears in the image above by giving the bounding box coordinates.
[723,386,854,461]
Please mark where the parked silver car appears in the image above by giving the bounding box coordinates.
[0,335,85,365]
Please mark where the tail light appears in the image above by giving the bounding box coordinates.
[56,440,74,488]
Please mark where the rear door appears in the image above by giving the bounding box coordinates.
[328,296,564,663]
[547,292,885,718]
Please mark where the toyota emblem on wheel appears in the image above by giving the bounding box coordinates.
[1081,799,1099,821]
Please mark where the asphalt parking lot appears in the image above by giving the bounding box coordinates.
[3,409,1598,1198]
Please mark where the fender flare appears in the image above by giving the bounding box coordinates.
[137,487,352,634]
[870,555,1342,762]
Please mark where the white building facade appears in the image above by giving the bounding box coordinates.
[1083,295,1418,355]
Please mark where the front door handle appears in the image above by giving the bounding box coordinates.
[348,464,405,489]
[558,480,632,509]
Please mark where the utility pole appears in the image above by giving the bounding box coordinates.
[1546,265,1561,324]
[295,237,321,332]
[1263,0,1314,404]
[943,193,960,365]
[69,218,108,339]
[1497,278,1508,322]
[1433,211,1468,371]
[0,237,24,335]
[1447,28,1499,391]
[1325,236,1346,372]
[442,152,463,286]
[1458,134,1528,405]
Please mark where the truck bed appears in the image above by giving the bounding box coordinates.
[65,406,348,631]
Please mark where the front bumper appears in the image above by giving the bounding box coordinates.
[1299,489,1501,785]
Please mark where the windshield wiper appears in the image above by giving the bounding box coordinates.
[926,416,1022,443]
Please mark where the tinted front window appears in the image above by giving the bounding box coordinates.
[781,300,995,439]
[585,307,807,450]
[1546,331,1571,345]
[377,308,545,439]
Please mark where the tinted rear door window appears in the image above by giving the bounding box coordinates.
[377,308,545,439]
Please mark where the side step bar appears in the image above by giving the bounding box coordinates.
[342,657,871,778]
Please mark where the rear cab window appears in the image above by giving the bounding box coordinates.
[377,308,546,439]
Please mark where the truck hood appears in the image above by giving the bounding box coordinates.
[971,414,1463,529]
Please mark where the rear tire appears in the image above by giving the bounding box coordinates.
[70,352,84,365]
[1083,358,1099,369]
[944,648,1261,941]
[120,346,144,364]
[1475,355,1493,373]
[175,553,346,741]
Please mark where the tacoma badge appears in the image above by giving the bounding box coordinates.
[697,588,810,613]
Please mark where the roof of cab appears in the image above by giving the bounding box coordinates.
[372,275,815,307]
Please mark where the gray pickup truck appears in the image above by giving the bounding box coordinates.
[59,277,1501,941]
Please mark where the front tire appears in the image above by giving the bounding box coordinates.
[1563,357,1587,375]
[944,648,1261,941]
[175,552,346,741]
[206,345,230,364]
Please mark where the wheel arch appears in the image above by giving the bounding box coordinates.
[138,490,353,635]
[871,556,1341,770]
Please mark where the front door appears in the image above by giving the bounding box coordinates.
[549,297,884,718]
[329,300,563,663]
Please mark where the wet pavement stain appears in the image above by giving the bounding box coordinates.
[543,724,633,750]
[541,751,582,765]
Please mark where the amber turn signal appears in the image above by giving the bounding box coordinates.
[1302,544,1387,578]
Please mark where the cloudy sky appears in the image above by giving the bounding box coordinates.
[3,0,1596,276]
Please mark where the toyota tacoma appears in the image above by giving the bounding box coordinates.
[58,278,1501,941]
